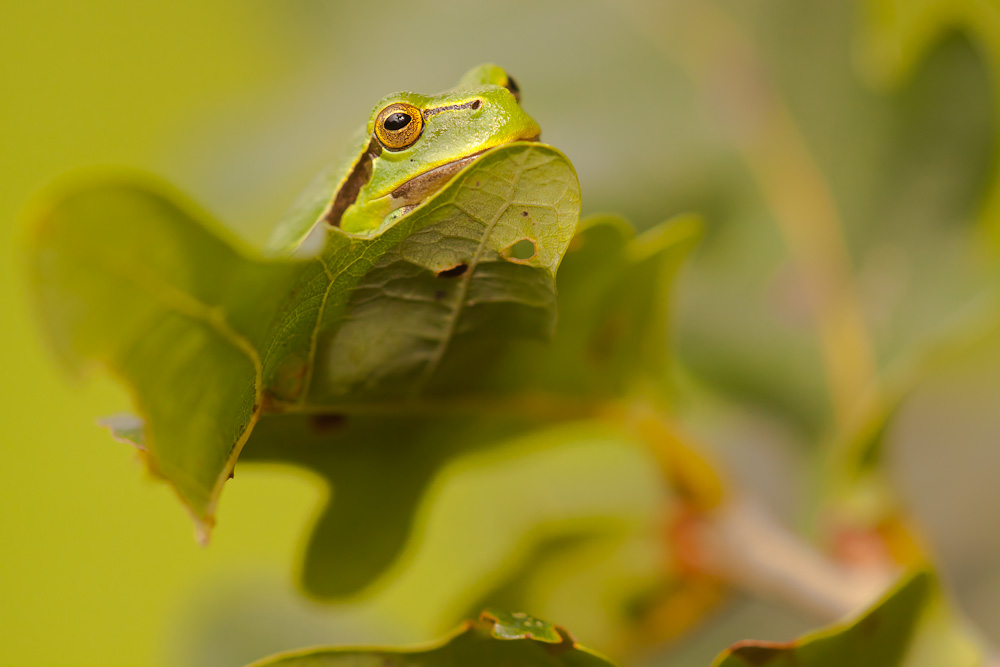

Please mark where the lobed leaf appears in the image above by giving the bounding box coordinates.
[30,143,580,539]
[31,131,705,607]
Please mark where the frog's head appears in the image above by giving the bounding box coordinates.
[334,64,542,233]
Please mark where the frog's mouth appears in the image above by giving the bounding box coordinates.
[324,135,540,228]
[387,135,541,214]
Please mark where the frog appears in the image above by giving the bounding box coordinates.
[267,63,542,252]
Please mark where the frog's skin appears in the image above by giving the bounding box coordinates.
[267,64,541,252]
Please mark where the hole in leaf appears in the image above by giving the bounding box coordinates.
[437,263,468,278]
[502,238,537,262]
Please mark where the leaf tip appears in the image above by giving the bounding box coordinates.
[717,639,797,666]
[191,511,215,547]
[97,413,146,450]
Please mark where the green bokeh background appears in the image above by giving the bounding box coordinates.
[4,2,1000,666]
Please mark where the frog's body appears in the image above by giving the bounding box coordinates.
[267,64,540,252]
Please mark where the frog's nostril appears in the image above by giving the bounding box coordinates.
[471,99,482,110]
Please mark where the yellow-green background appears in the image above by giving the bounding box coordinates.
[5,2,1000,666]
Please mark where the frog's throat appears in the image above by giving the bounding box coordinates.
[387,148,485,208]
[324,134,541,228]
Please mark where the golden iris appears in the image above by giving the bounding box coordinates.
[374,102,423,150]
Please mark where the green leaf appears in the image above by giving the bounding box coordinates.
[32,125,702,606]
[248,610,617,667]
[30,143,580,539]
[238,215,699,597]
[712,571,983,667]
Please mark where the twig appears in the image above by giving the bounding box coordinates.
[681,496,894,621]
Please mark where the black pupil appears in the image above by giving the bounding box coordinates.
[384,112,411,131]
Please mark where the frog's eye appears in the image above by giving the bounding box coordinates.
[375,102,424,151]
[503,75,521,103]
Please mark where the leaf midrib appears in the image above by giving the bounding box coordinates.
[415,151,529,390]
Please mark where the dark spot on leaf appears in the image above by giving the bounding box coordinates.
[727,640,797,666]
[272,359,310,402]
[589,315,624,363]
[542,638,575,657]
[858,609,882,637]
[310,414,347,434]
[522,210,529,217]
[501,238,536,262]
[437,263,468,278]
[227,467,235,480]
[434,289,446,300]
[260,392,279,412]
[475,180,480,187]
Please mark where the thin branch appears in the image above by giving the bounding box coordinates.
[684,497,894,621]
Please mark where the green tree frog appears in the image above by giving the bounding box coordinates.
[267,63,541,251]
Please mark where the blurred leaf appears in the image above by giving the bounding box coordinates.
[241,413,528,598]
[821,294,1000,564]
[712,570,983,667]
[667,2,994,437]
[859,0,1000,251]
[483,214,701,400]
[249,610,617,666]
[241,415,665,602]
[30,143,580,539]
